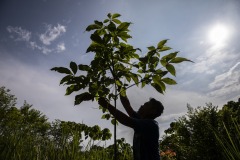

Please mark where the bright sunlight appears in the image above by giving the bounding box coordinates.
[208,23,231,47]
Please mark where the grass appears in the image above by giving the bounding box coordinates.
[0,130,132,160]
[214,118,240,160]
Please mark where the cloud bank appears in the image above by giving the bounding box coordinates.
[6,24,66,54]
[6,26,31,41]
[208,61,240,99]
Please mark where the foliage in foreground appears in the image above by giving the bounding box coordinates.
[51,13,192,123]
[0,86,132,160]
[160,99,240,160]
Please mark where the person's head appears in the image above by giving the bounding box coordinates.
[137,98,164,119]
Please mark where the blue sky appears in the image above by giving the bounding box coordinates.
[1,0,240,145]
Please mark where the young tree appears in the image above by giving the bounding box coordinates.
[51,13,192,159]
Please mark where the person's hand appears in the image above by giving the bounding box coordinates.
[98,97,109,108]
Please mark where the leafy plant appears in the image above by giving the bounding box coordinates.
[51,13,192,159]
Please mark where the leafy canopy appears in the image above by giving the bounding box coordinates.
[51,13,192,121]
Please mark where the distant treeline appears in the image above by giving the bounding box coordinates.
[0,87,132,160]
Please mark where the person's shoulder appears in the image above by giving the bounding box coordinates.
[150,119,159,129]
[131,111,141,119]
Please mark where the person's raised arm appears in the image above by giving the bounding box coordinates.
[119,94,135,117]
[98,98,134,128]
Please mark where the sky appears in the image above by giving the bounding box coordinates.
[1,0,240,145]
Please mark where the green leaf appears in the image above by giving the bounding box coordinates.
[170,57,194,63]
[66,85,77,95]
[130,73,139,85]
[101,114,106,119]
[70,61,78,74]
[162,78,177,85]
[107,13,112,18]
[141,81,146,88]
[113,37,119,43]
[112,19,121,24]
[161,52,178,62]
[138,69,143,73]
[108,22,116,32]
[139,57,148,63]
[116,80,122,87]
[78,64,90,71]
[51,67,72,74]
[86,24,101,31]
[103,114,111,120]
[103,34,111,44]
[162,52,178,62]
[166,64,176,76]
[152,75,166,92]
[156,70,168,77]
[103,19,110,23]
[75,92,94,105]
[151,83,164,94]
[90,34,103,44]
[60,75,73,85]
[112,13,121,19]
[94,28,106,36]
[125,74,131,82]
[159,81,166,92]
[147,46,155,50]
[119,87,126,97]
[132,53,140,59]
[117,22,130,31]
[118,32,132,42]
[111,119,118,125]
[157,39,168,49]
[160,59,167,67]
[149,57,159,64]
[152,75,161,84]
[159,46,172,52]
[86,42,101,53]
[94,20,103,27]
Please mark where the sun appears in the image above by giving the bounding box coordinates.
[208,23,230,47]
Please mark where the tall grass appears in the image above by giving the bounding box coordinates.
[214,118,240,160]
[0,131,132,160]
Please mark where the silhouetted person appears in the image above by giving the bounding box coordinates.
[98,94,164,160]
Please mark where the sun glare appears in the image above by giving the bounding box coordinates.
[208,24,230,47]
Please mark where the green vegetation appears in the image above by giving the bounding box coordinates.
[0,86,132,160]
[160,99,240,160]
[1,86,239,159]
[214,102,240,160]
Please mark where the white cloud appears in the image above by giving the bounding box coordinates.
[56,43,66,53]
[191,45,236,74]
[6,26,31,41]
[40,24,66,45]
[29,41,52,54]
[7,24,67,54]
[208,62,240,99]
[30,41,65,54]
